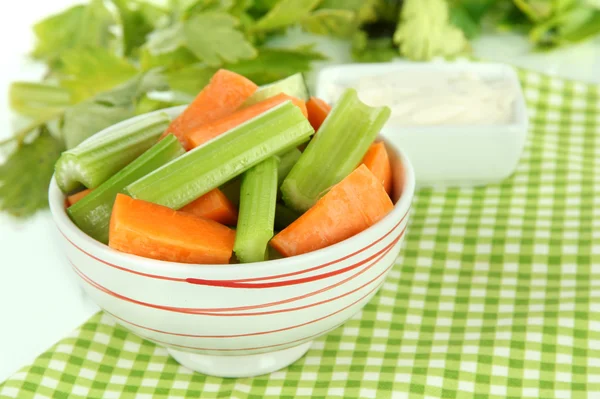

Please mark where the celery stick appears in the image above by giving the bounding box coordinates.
[274,203,301,231]
[281,89,391,212]
[125,101,314,210]
[234,157,278,263]
[67,134,184,243]
[276,148,301,186]
[55,112,170,193]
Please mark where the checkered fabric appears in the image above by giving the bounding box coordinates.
[1,70,599,399]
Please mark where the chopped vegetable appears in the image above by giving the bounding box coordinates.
[220,178,241,207]
[281,88,390,212]
[67,188,92,207]
[277,148,302,186]
[234,157,279,263]
[186,93,307,149]
[162,69,258,149]
[362,141,392,195]
[306,97,331,131]
[55,112,170,193]
[271,165,394,257]
[125,101,314,210]
[243,73,310,107]
[68,134,184,243]
[109,194,235,264]
[274,203,301,231]
[180,188,238,226]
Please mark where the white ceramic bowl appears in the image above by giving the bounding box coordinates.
[316,61,529,188]
[48,107,416,378]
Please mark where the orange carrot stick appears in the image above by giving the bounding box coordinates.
[306,97,331,131]
[186,93,307,149]
[179,188,238,226]
[67,188,92,207]
[109,194,235,264]
[361,141,392,195]
[270,165,394,257]
[162,69,258,150]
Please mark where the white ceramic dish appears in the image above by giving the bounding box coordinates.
[48,106,416,378]
[315,61,529,188]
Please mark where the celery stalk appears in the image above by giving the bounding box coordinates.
[234,157,278,263]
[274,203,301,231]
[281,89,391,212]
[276,148,302,186]
[67,134,184,243]
[125,101,314,210]
[55,112,170,193]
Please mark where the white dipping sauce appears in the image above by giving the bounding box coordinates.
[326,71,517,126]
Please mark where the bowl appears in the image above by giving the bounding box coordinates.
[315,61,529,188]
[48,107,416,378]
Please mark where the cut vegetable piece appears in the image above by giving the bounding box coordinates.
[274,203,301,231]
[68,135,184,243]
[186,93,307,149]
[55,112,171,193]
[306,97,331,131]
[276,148,302,186]
[125,101,314,210]
[271,165,394,257]
[281,89,391,212]
[362,141,392,195]
[180,188,238,226]
[243,73,309,106]
[162,69,258,149]
[67,188,92,207]
[109,194,235,264]
[234,157,278,263]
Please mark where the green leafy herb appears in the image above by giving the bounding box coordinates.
[59,48,138,103]
[32,0,115,68]
[183,12,257,65]
[300,9,356,38]
[252,0,322,32]
[0,129,64,218]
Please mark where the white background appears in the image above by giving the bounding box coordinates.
[0,0,599,382]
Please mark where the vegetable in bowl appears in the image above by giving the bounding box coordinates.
[56,70,398,264]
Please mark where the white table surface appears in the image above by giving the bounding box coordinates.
[1,0,599,383]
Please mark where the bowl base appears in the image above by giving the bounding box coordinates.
[167,341,313,378]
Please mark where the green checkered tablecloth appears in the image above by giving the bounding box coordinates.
[1,69,599,399]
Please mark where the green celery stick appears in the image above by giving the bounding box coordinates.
[274,203,301,231]
[125,101,314,209]
[67,134,184,243]
[55,112,170,193]
[276,148,302,186]
[234,157,278,263]
[281,89,391,212]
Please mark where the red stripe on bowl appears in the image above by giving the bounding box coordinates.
[94,279,384,342]
[69,232,401,315]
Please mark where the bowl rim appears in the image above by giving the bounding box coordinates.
[49,106,416,277]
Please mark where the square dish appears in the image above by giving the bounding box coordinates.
[315,61,529,188]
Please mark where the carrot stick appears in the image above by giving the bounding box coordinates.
[186,93,307,149]
[361,141,393,195]
[66,188,92,207]
[271,165,394,257]
[179,188,238,226]
[161,69,258,150]
[109,194,235,264]
[306,97,331,131]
